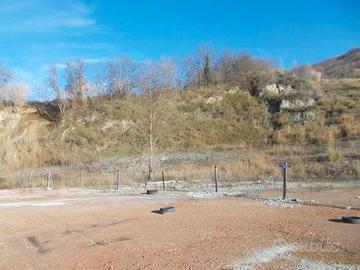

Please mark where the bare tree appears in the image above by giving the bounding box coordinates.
[48,65,66,119]
[213,51,274,97]
[49,65,61,100]
[106,56,138,98]
[94,72,107,97]
[139,58,177,183]
[7,83,29,106]
[216,52,271,84]
[0,63,12,103]
[64,60,87,108]
[0,64,29,106]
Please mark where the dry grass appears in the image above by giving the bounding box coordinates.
[0,106,52,170]
[0,169,147,190]
[353,160,360,177]
[1,79,360,183]
[267,144,306,156]
[324,146,343,162]
[340,113,360,139]
[310,162,323,176]
[162,157,281,183]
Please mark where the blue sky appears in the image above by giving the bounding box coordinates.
[0,0,359,99]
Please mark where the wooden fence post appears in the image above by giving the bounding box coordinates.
[116,171,120,191]
[47,171,52,190]
[80,170,84,188]
[17,172,20,188]
[27,171,33,190]
[162,170,165,190]
[214,166,218,193]
[63,167,66,188]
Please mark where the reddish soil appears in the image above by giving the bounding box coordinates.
[0,188,359,270]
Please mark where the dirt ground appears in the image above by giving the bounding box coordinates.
[0,185,359,270]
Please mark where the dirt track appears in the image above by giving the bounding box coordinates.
[0,187,359,270]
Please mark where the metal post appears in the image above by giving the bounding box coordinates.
[214,166,218,193]
[279,162,289,199]
[116,170,120,191]
[162,170,165,190]
[283,167,287,199]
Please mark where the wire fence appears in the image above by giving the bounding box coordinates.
[0,164,284,193]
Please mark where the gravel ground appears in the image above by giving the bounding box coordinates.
[0,185,359,269]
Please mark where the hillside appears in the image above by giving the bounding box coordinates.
[312,48,360,78]
[1,48,360,185]
[0,106,52,172]
[0,76,360,184]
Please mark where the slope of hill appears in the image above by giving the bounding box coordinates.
[1,48,360,183]
[0,77,360,182]
[0,106,52,172]
[312,48,360,78]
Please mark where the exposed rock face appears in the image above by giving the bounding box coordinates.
[293,111,316,122]
[0,106,51,169]
[226,88,241,95]
[0,109,22,135]
[280,98,316,112]
[120,120,134,131]
[205,96,223,105]
[260,84,293,97]
[101,120,117,131]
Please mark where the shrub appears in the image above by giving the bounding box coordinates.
[272,124,306,145]
[220,91,269,126]
[276,73,314,92]
[324,146,343,162]
[353,160,360,176]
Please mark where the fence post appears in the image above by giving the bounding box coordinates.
[116,171,120,191]
[63,167,66,188]
[47,171,52,190]
[214,166,218,193]
[17,172,20,188]
[283,166,287,199]
[162,170,165,190]
[27,171,33,190]
[80,170,84,188]
[279,162,289,199]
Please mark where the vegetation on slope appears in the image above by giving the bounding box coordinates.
[313,48,360,78]
[1,48,360,181]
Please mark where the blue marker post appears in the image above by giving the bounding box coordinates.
[279,162,290,199]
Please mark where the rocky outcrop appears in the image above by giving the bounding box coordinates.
[280,98,316,112]
[260,84,294,97]
[205,96,223,105]
[292,111,316,122]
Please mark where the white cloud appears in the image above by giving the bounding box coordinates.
[0,0,97,32]
[26,17,96,29]
[42,58,107,71]
[83,57,107,64]
[0,1,34,13]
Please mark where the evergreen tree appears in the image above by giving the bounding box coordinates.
[203,54,211,85]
